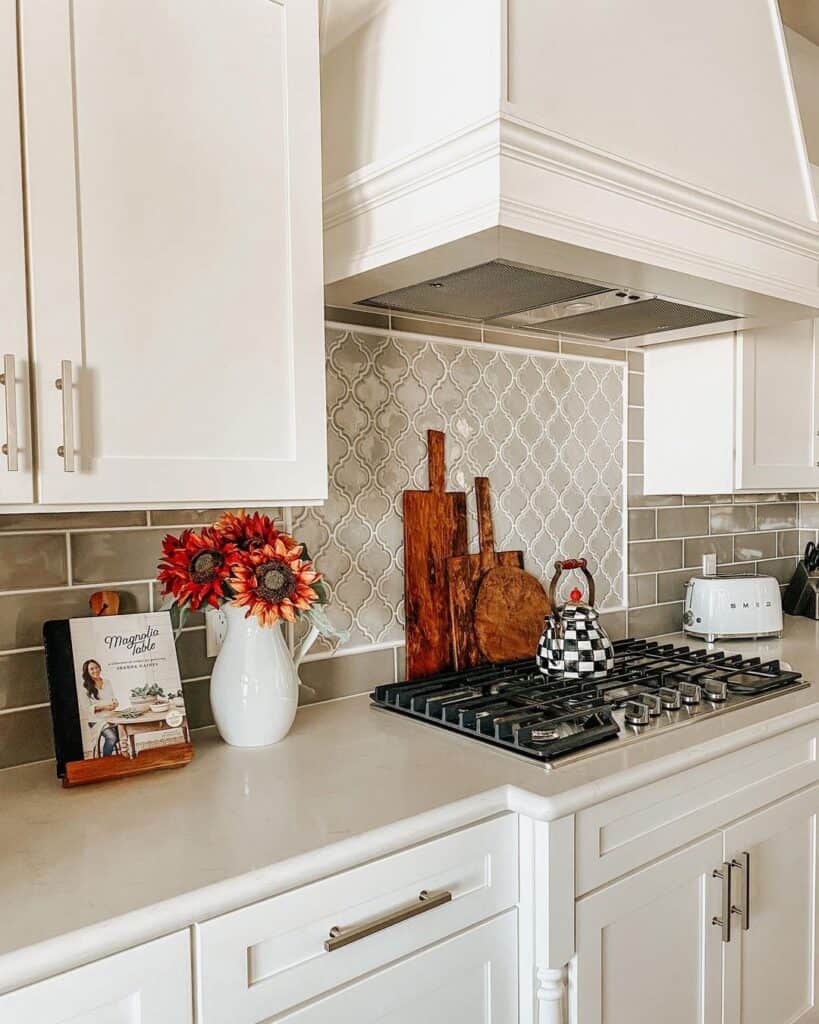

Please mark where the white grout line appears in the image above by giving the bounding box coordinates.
[0,702,49,716]
[64,532,72,586]
[0,645,44,657]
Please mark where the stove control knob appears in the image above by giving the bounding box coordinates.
[658,686,682,711]
[639,693,662,717]
[624,700,650,726]
[704,678,728,703]
[678,681,702,705]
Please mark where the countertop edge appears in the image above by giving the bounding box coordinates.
[3,696,819,995]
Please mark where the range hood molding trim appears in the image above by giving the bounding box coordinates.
[325,114,819,260]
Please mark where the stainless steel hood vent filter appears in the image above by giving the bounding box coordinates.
[360,260,608,321]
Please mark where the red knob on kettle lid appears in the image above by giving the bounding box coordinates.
[570,588,582,602]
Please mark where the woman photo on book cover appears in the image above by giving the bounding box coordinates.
[82,658,120,757]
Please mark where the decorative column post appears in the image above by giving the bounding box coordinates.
[537,967,566,1024]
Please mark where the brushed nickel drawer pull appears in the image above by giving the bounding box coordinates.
[731,852,750,931]
[324,889,452,952]
[55,360,75,472]
[0,354,18,471]
[712,861,732,943]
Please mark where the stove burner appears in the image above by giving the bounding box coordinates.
[370,639,807,766]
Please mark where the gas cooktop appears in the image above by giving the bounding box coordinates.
[370,639,809,767]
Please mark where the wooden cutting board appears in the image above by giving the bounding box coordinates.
[474,564,550,663]
[403,430,468,679]
[447,477,525,671]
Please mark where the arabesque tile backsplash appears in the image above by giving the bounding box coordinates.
[0,313,813,769]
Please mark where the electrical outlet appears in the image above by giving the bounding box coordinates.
[205,607,227,657]
[702,553,717,576]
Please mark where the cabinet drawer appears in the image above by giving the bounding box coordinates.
[0,931,191,1024]
[196,815,517,1024]
[576,721,819,894]
[278,911,518,1024]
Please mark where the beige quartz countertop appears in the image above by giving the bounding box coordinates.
[3,618,819,991]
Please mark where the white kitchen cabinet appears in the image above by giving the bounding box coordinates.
[644,320,819,494]
[277,912,518,1024]
[0,0,32,504]
[574,834,725,1024]
[722,784,819,1024]
[0,931,192,1024]
[10,0,326,509]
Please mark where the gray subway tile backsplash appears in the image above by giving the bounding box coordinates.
[628,602,683,639]
[628,508,656,541]
[0,533,68,592]
[628,540,683,573]
[656,506,709,539]
[733,532,777,562]
[0,649,49,711]
[682,535,734,568]
[709,505,756,534]
[70,528,170,584]
[756,504,797,531]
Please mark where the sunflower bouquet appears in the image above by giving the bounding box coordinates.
[157,510,342,638]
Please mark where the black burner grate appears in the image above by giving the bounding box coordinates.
[370,639,804,764]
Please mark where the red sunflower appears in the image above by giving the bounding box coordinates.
[157,528,237,611]
[213,509,288,551]
[228,537,321,627]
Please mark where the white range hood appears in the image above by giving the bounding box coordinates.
[321,0,819,345]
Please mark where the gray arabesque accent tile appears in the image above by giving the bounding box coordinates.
[628,509,655,541]
[71,529,168,584]
[0,585,150,651]
[0,534,68,592]
[733,532,776,562]
[628,540,682,573]
[656,507,709,539]
[0,707,54,769]
[709,505,756,534]
[628,602,683,639]
[299,648,395,706]
[0,649,49,710]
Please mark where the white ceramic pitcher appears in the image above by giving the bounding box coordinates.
[208,603,319,747]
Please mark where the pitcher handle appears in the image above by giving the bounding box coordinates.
[294,623,320,670]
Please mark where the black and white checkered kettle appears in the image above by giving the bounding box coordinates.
[536,558,614,681]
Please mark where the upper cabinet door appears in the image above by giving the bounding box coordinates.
[19,0,326,506]
[736,320,819,490]
[0,0,33,504]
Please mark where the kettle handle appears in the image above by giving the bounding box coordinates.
[549,557,596,607]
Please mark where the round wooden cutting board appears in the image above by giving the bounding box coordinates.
[474,565,551,663]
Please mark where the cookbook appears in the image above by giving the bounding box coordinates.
[43,611,193,783]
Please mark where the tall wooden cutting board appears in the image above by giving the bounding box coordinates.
[447,477,524,671]
[403,431,467,679]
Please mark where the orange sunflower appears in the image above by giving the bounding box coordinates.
[157,528,237,611]
[228,537,321,626]
[213,509,289,551]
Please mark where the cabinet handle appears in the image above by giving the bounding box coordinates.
[324,889,452,952]
[0,354,19,471]
[731,852,750,931]
[55,360,75,472]
[712,861,732,943]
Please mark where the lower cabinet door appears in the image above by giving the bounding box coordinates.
[278,912,517,1024]
[574,834,724,1024]
[722,784,819,1024]
[0,931,192,1024]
